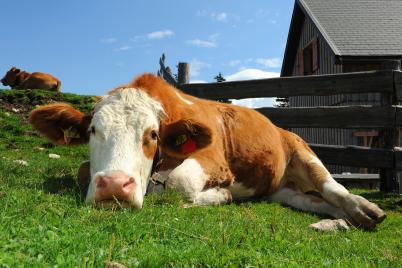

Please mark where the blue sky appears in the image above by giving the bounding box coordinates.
[1,0,294,106]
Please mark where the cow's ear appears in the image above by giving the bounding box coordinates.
[29,103,92,145]
[13,68,20,73]
[160,119,213,157]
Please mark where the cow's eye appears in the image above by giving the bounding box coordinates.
[150,130,158,140]
[90,126,96,135]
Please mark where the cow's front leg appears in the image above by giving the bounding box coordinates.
[293,151,386,229]
[165,158,232,205]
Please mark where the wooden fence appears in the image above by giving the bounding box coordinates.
[173,61,402,193]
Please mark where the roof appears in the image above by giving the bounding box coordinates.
[281,0,402,76]
[300,0,402,57]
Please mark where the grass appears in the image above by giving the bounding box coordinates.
[0,91,401,267]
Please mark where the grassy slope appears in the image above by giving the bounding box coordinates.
[0,90,401,267]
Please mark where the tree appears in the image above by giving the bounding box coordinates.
[214,72,226,83]
[213,72,230,103]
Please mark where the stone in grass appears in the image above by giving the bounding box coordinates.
[105,261,127,268]
[309,219,349,232]
[13,160,28,166]
[48,153,60,159]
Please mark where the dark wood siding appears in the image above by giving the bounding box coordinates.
[289,16,356,173]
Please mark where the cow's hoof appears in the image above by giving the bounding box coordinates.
[342,194,386,230]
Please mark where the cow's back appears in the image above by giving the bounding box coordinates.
[22,72,60,91]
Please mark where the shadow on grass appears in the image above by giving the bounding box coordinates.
[42,174,88,204]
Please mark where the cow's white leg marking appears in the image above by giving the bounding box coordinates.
[305,155,349,207]
[229,182,256,199]
[300,154,386,228]
[165,158,231,205]
[166,158,208,201]
[269,187,346,219]
[194,187,231,205]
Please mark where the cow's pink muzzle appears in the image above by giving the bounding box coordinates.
[94,171,135,204]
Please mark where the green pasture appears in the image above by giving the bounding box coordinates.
[0,90,401,267]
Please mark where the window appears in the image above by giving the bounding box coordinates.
[297,37,319,75]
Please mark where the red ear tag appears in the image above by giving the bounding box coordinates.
[180,136,197,154]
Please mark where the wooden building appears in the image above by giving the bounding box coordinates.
[281,0,402,173]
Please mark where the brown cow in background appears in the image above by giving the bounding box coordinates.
[1,67,61,92]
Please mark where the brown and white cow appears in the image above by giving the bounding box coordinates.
[1,67,61,91]
[29,73,386,229]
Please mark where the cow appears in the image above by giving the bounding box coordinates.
[1,67,61,92]
[29,73,386,229]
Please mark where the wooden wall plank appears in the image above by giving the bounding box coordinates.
[309,144,394,169]
[395,71,402,102]
[257,106,401,128]
[180,70,394,100]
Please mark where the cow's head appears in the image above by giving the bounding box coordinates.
[1,67,21,87]
[30,88,164,208]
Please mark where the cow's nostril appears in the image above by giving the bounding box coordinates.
[96,177,108,188]
[123,177,135,188]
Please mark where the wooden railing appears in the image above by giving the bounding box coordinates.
[177,61,402,193]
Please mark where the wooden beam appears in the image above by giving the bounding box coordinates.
[309,144,395,169]
[332,174,380,189]
[256,106,402,128]
[379,62,401,193]
[179,70,394,100]
[177,63,190,85]
[394,147,402,170]
[395,71,402,102]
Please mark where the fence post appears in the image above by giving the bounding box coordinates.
[379,60,401,192]
[177,62,190,85]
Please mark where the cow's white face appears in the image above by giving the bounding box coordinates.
[85,88,164,208]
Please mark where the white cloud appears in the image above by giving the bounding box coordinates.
[231,98,276,108]
[255,58,282,69]
[131,30,174,42]
[146,30,174,40]
[187,33,219,48]
[213,12,227,22]
[196,10,208,17]
[190,59,211,76]
[256,9,270,18]
[208,33,219,42]
[227,59,241,67]
[100,37,118,44]
[114,45,132,51]
[187,39,217,48]
[196,10,231,22]
[226,68,279,108]
[226,68,279,81]
[190,80,207,84]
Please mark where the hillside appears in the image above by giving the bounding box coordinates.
[0,89,401,267]
[0,88,96,115]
